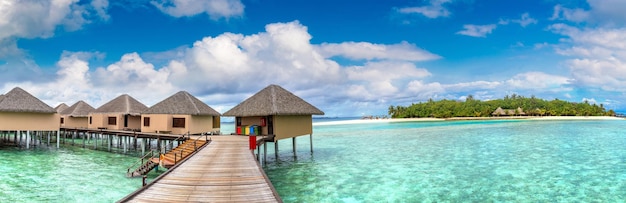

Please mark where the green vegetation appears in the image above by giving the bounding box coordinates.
[388,94,616,118]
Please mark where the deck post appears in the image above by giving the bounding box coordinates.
[310,133,313,153]
[17,130,21,146]
[274,140,279,159]
[123,135,127,153]
[56,130,60,148]
[141,138,145,155]
[82,132,86,148]
[47,131,51,146]
[292,137,296,157]
[26,131,30,149]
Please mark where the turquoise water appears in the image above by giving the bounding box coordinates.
[1,120,626,202]
[0,145,163,202]
[264,120,626,202]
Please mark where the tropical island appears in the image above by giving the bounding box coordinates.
[388,94,616,118]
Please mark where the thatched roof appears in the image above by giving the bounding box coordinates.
[492,107,526,116]
[143,91,220,116]
[492,107,506,116]
[516,107,526,115]
[223,84,324,117]
[0,87,56,113]
[55,103,69,113]
[92,94,147,116]
[61,101,95,117]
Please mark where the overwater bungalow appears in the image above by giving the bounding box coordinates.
[89,94,147,131]
[0,87,59,141]
[223,84,324,154]
[141,91,221,135]
[60,101,95,129]
[55,103,69,113]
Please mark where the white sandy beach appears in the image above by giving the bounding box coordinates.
[313,116,624,126]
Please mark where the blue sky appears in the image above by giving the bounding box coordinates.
[1,0,626,116]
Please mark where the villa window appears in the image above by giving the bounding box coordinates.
[173,118,185,128]
[60,118,64,124]
[89,116,92,124]
[108,117,117,125]
[144,117,150,127]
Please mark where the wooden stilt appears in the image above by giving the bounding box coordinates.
[26,131,30,149]
[264,142,267,165]
[141,138,145,155]
[292,137,296,157]
[56,130,60,148]
[310,133,313,153]
[274,141,278,159]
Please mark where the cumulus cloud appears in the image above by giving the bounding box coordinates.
[0,0,109,40]
[551,1,626,25]
[512,13,538,27]
[406,80,445,99]
[164,21,342,94]
[397,0,451,18]
[550,24,626,91]
[456,24,497,37]
[317,41,441,61]
[505,72,571,91]
[345,61,431,99]
[151,0,244,19]
[550,5,589,23]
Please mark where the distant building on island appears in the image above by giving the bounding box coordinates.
[492,107,526,116]
[141,91,221,135]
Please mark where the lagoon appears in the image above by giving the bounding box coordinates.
[1,119,625,202]
[266,119,626,202]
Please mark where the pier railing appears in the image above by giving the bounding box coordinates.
[172,133,210,164]
[126,149,158,175]
[165,134,188,152]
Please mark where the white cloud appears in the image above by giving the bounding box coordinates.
[550,4,589,23]
[406,80,444,98]
[505,72,571,91]
[513,13,537,27]
[164,21,342,94]
[443,81,501,92]
[397,0,451,18]
[317,41,441,61]
[550,24,626,91]
[586,0,626,25]
[151,0,244,19]
[499,13,537,27]
[345,61,431,99]
[582,97,597,104]
[551,1,626,25]
[456,24,497,37]
[0,0,109,40]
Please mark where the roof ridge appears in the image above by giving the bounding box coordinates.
[185,91,200,114]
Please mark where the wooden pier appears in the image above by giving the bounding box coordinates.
[119,135,282,203]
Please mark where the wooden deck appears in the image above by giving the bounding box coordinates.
[60,128,184,140]
[119,136,282,203]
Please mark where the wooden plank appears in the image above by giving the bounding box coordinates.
[121,135,281,203]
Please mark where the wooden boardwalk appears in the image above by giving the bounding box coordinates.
[119,136,282,203]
